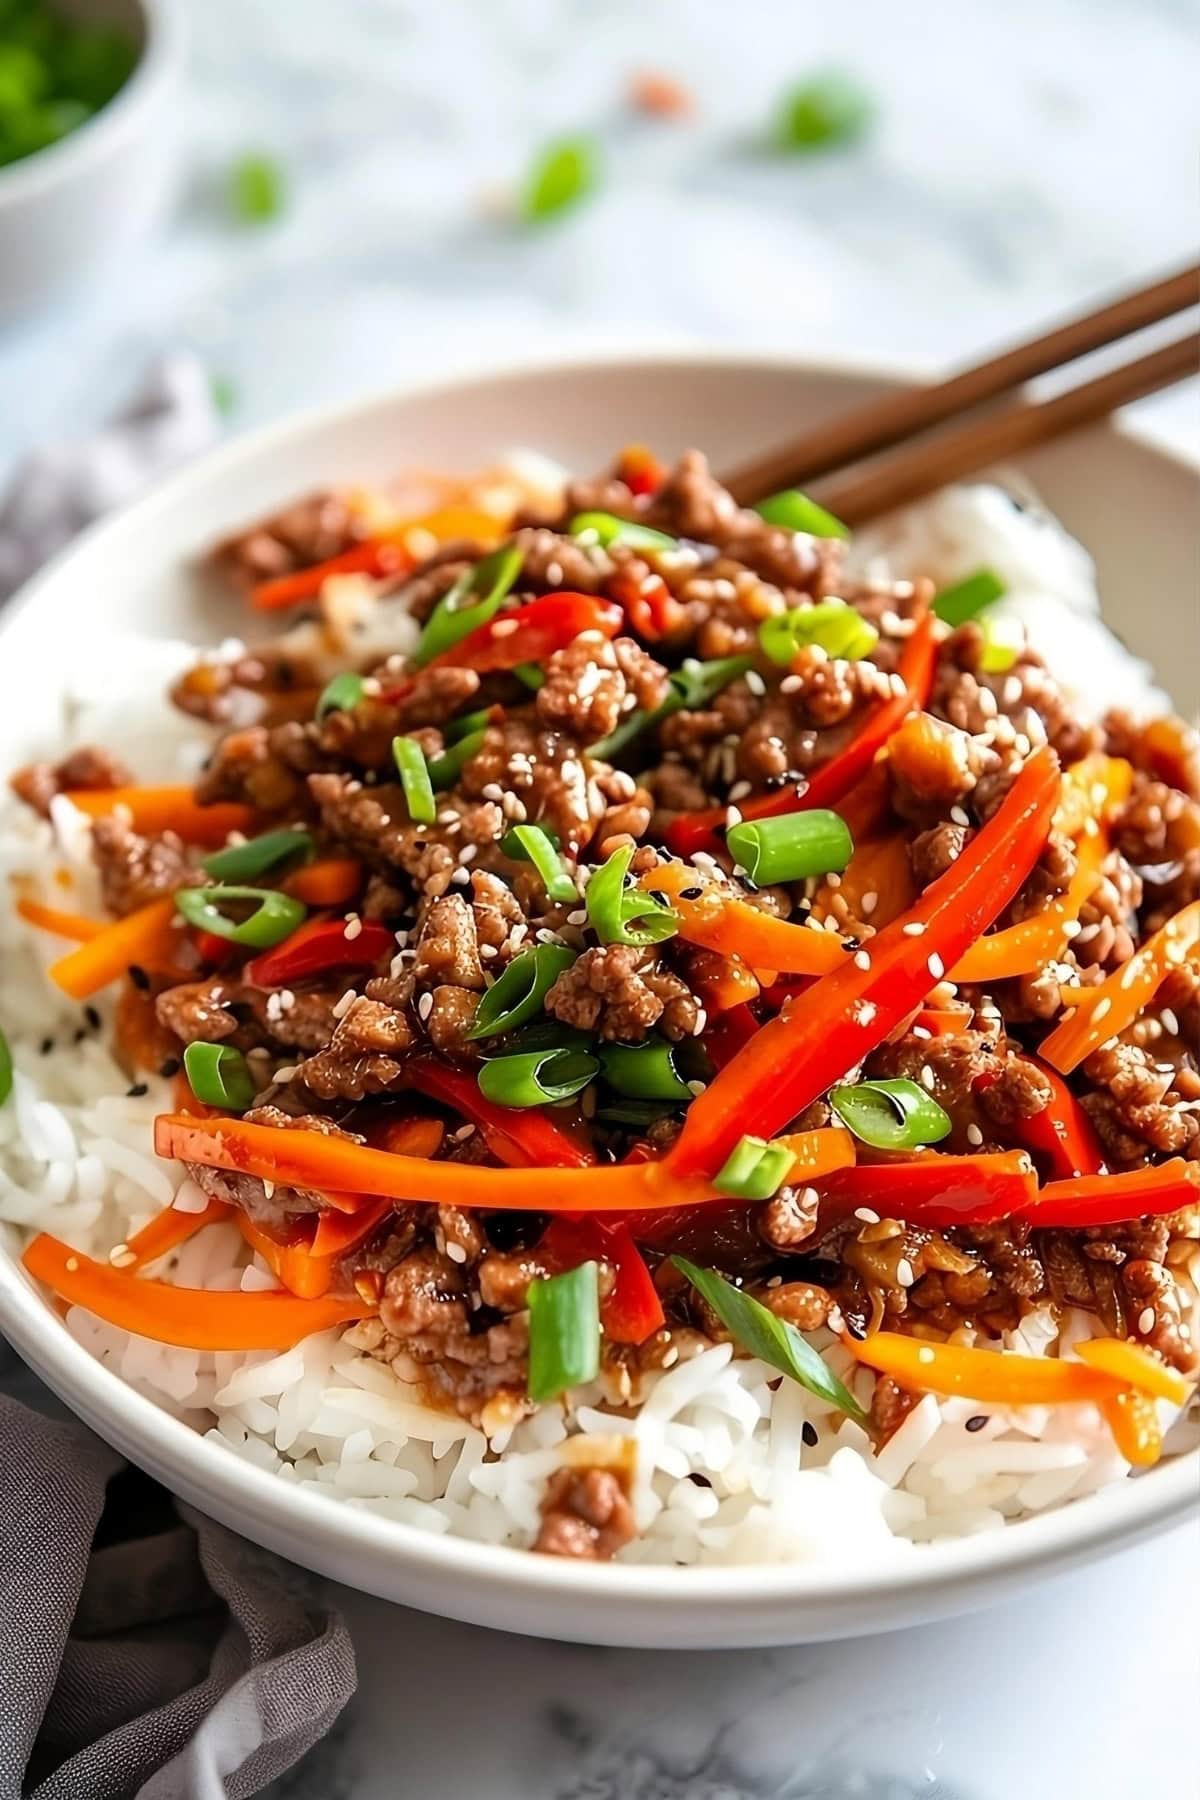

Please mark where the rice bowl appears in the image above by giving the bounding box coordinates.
[0,353,1196,1645]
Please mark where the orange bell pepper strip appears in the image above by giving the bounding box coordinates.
[123,1196,233,1270]
[1031,1158,1200,1227]
[813,832,916,934]
[1054,753,1134,837]
[237,1213,336,1301]
[22,1233,372,1350]
[844,1330,1166,1409]
[1101,1389,1163,1467]
[49,897,182,1000]
[250,539,412,611]
[311,1195,396,1259]
[665,609,938,858]
[1074,1337,1190,1406]
[664,746,1062,1179]
[63,786,257,848]
[643,861,850,976]
[15,897,104,941]
[281,857,364,908]
[684,945,762,1013]
[949,821,1104,982]
[1041,899,1200,1073]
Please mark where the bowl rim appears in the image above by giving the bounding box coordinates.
[0,0,183,206]
[1,343,1197,1622]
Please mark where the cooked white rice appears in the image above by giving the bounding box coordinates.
[1,482,1195,1568]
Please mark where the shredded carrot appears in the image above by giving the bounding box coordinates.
[685,947,761,1013]
[774,1127,857,1181]
[63,786,256,847]
[1074,1336,1189,1406]
[124,1197,233,1270]
[22,1233,371,1350]
[813,833,915,933]
[49,898,181,1000]
[845,1330,1170,1412]
[15,897,104,941]
[1054,753,1134,837]
[238,1214,335,1300]
[1041,899,1200,1073]
[282,857,363,908]
[643,862,849,975]
[949,822,1105,982]
[1100,1388,1162,1466]
[311,1196,395,1259]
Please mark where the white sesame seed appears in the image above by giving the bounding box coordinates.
[728,780,752,802]
[853,950,871,971]
[903,921,926,937]
[331,989,358,1020]
[800,1187,819,1207]
[490,617,520,637]
[725,805,743,828]
[917,1345,935,1365]
[343,914,363,941]
[417,992,434,1022]
[108,1244,136,1268]
[911,1025,932,1040]
[927,952,945,979]
[454,1122,476,1141]
[1161,1007,1180,1036]
[1092,997,1112,1021]
[854,1206,881,1224]
[65,1256,79,1273]
[445,1241,468,1264]
[896,1258,915,1288]
[692,1009,708,1035]
[687,1078,707,1097]
[950,805,970,828]
[860,891,878,916]
[449,867,470,885]
[920,1065,936,1091]
[660,1346,680,1369]
[966,1122,984,1147]
[1137,1307,1157,1335]
[273,1065,298,1083]
[744,670,767,698]
[481,783,504,802]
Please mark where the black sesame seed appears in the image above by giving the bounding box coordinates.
[801,1421,819,1447]
[844,1319,868,1341]
[84,1005,101,1030]
[965,1414,989,1433]
[158,1057,181,1079]
[126,1082,149,1098]
[128,964,151,992]
[40,1036,55,1055]
[679,887,704,900]
[73,1027,88,1044]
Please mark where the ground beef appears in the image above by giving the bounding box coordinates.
[209,490,361,592]
[757,1186,821,1251]
[512,525,611,594]
[757,1279,832,1330]
[545,943,701,1042]
[1105,709,1200,801]
[535,633,669,744]
[379,1246,469,1337]
[459,716,603,850]
[294,995,415,1101]
[534,1465,637,1560]
[11,744,133,816]
[869,1374,919,1439]
[413,894,486,990]
[934,626,1098,764]
[424,985,480,1054]
[186,1160,330,1226]
[170,646,321,730]
[867,1030,1023,1150]
[308,773,457,894]
[1079,1042,1199,1160]
[91,817,193,916]
[155,978,341,1054]
[909,821,968,887]
[1113,774,1200,868]
[645,450,839,595]
[1072,851,1142,971]
[888,712,999,826]
[194,724,315,815]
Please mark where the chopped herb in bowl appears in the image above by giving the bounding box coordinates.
[0,3,138,170]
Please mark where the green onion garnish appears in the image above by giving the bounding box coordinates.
[758,600,878,666]
[174,885,307,949]
[445,707,493,743]
[315,672,366,719]
[521,134,599,224]
[477,1047,598,1109]
[714,1134,795,1201]
[228,152,286,224]
[201,828,312,883]
[468,943,577,1041]
[771,70,876,156]
[527,1261,601,1402]
[754,489,850,540]
[501,824,576,904]
[512,663,545,690]
[182,1041,256,1112]
[415,542,524,667]
[590,653,753,764]
[671,1257,866,1421]
[391,736,437,825]
[726,808,853,885]
[586,843,678,947]
[829,1078,952,1151]
[978,615,1024,674]
[933,568,1007,627]
[0,1026,12,1107]
[568,512,677,554]
[426,728,487,790]
[600,1038,692,1102]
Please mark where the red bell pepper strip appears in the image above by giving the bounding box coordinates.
[811,1150,1038,1229]
[539,1217,665,1343]
[1031,1158,1200,1228]
[401,1060,597,1169]
[616,443,667,498]
[243,916,394,988]
[665,609,938,858]
[609,566,685,642]
[251,540,411,612]
[431,592,622,677]
[704,1002,762,1070]
[664,745,1061,1179]
[975,1058,1106,1182]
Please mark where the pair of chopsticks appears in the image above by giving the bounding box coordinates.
[723,263,1199,525]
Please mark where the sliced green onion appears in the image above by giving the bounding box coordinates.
[714,1134,795,1201]
[671,1257,866,1421]
[521,135,600,224]
[391,736,437,825]
[467,944,577,1041]
[978,615,1025,674]
[0,1026,12,1107]
[590,654,754,763]
[414,542,524,667]
[316,671,366,719]
[228,152,286,223]
[934,568,1007,628]
[527,1261,601,1402]
[829,1078,952,1151]
[726,808,853,884]
[586,843,678,947]
[501,824,577,904]
[183,1041,256,1112]
[426,728,487,790]
[600,1038,692,1102]
[771,71,876,156]
[512,663,545,691]
[445,707,493,743]
[478,1047,598,1109]
[201,828,312,882]
[754,489,850,540]
[174,885,307,949]
[759,600,878,665]
[569,511,677,554]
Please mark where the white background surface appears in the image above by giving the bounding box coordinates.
[2,2,1198,1795]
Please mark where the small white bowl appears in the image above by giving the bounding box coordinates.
[0,350,1197,1647]
[0,0,182,324]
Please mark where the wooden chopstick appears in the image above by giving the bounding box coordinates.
[810,330,1198,528]
[722,262,1199,508]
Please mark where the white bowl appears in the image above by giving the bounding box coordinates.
[0,0,182,324]
[1,351,1197,1647]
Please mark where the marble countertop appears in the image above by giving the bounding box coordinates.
[2,2,1197,1795]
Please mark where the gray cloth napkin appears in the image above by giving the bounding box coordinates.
[1,365,358,1796]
